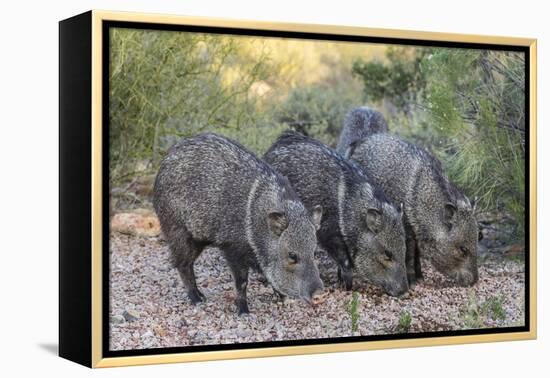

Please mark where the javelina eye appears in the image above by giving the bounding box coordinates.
[288,252,299,264]
[460,246,469,257]
[384,250,393,261]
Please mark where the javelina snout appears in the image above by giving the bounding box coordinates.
[353,203,409,297]
[266,203,325,304]
[425,199,479,287]
[301,279,325,305]
[451,248,479,287]
[455,268,478,287]
[383,276,409,297]
[303,260,325,303]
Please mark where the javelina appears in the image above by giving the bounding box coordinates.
[153,133,324,314]
[336,106,388,155]
[264,131,408,296]
[345,133,478,287]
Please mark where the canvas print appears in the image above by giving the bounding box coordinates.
[107,26,527,352]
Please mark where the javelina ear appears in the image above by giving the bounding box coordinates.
[366,208,382,234]
[268,212,288,236]
[398,202,404,217]
[344,140,359,159]
[444,202,457,227]
[343,147,352,159]
[312,205,323,230]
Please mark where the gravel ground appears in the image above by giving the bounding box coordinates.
[109,231,525,351]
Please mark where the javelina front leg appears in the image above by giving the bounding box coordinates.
[403,220,419,288]
[224,250,250,315]
[405,236,417,288]
[324,239,353,290]
[231,266,250,315]
[337,265,353,290]
[414,245,423,282]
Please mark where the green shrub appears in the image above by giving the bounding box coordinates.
[423,49,525,238]
[461,291,507,329]
[348,291,360,333]
[276,84,362,147]
[352,46,432,112]
[396,311,412,333]
[109,28,275,187]
[484,296,506,321]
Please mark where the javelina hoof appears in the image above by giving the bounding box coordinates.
[410,270,423,288]
[188,289,206,304]
[237,300,250,315]
[407,273,417,289]
[258,275,269,286]
[273,289,286,302]
[415,265,424,282]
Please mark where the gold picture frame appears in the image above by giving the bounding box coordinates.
[59,9,537,368]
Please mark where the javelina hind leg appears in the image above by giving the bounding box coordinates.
[224,249,250,315]
[403,220,418,288]
[405,238,417,288]
[177,262,206,304]
[170,229,206,305]
[414,243,423,282]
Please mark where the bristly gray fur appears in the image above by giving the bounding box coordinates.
[336,106,389,155]
[347,133,478,287]
[153,133,323,314]
[264,130,408,296]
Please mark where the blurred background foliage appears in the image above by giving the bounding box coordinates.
[109,28,525,241]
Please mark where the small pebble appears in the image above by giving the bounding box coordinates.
[111,315,125,324]
[123,309,140,322]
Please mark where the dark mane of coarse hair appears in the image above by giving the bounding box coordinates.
[195,132,300,201]
[270,130,392,206]
[346,133,467,204]
[403,139,468,203]
[270,130,362,172]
